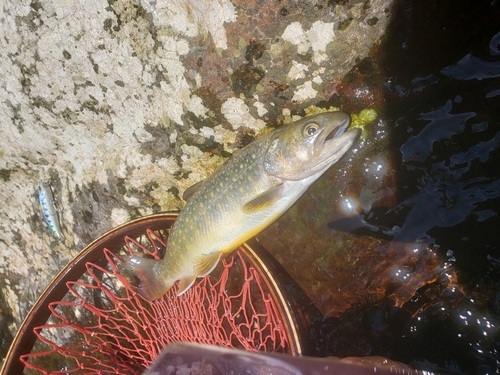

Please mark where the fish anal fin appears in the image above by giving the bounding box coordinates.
[182,180,205,201]
[194,252,222,278]
[242,184,284,214]
[120,255,174,301]
[177,276,197,296]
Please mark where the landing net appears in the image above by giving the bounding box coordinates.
[20,226,292,374]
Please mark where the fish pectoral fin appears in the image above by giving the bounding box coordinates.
[177,276,197,296]
[182,180,205,201]
[194,252,222,278]
[242,183,284,214]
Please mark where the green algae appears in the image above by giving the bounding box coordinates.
[349,108,378,138]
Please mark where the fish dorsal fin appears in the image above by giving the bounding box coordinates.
[194,252,222,278]
[182,180,205,201]
[242,183,284,214]
[177,276,197,296]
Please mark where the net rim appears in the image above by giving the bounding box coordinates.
[1,211,303,375]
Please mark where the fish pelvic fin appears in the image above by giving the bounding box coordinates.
[175,252,222,296]
[242,183,284,214]
[121,255,174,301]
[194,252,222,278]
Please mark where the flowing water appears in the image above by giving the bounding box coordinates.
[309,2,500,373]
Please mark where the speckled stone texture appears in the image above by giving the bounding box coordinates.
[0,0,393,355]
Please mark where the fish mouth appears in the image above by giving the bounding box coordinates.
[312,113,359,172]
[315,113,351,152]
[324,117,350,142]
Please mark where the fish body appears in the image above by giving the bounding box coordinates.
[125,112,359,300]
[39,182,63,239]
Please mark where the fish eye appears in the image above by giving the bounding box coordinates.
[303,123,320,137]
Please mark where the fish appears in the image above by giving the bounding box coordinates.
[123,111,360,300]
[39,182,63,239]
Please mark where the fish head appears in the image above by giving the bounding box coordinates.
[264,111,360,180]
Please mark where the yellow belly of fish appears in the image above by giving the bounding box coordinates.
[218,212,281,254]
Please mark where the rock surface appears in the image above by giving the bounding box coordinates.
[0,0,393,356]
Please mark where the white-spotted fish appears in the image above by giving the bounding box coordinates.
[39,182,63,239]
[123,111,359,300]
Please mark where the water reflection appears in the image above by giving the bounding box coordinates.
[382,16,500,374]
[441,31,500,80]
[389,163,500,243]
[399,100,475,164]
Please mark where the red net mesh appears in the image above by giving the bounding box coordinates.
[20,227,293,374]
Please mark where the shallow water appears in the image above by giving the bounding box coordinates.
[260,1,500,374]
[339,2,500,373]
[378,2,500,372]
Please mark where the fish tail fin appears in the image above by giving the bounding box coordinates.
[120,255,174,301]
